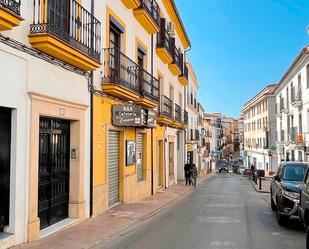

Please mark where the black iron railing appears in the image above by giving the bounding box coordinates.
[140,70,160,102]
[140,0,160,27]
[174,103,181,122]
[102,48,159,103]
[160,95,173,119]
[183,110,188,124]
[172,45,182,70]
[0,0,20,15]
[157,18,173,56]
[180,63,188,80]
[31,0,101,61]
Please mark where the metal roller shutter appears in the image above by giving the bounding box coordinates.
[108,131,120,206]
[137,133,144,182]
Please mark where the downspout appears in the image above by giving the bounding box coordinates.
[89,0,94,218]
[151,34,154,195]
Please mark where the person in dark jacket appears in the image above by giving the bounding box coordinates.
[191,164,198,189]
[184,163,192,186]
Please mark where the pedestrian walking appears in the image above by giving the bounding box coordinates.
[191,164,198,189]
[184,162,192,186]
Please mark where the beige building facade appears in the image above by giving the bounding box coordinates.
[243,84,277,174]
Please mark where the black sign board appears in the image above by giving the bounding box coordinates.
[112,104,157,128]
[112,105,142,127]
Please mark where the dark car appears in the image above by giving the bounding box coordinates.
[270,162,308,226]
[218,164,228,173]
[298,167,309,247]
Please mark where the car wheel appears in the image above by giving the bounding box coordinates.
[270,192,276,211]
[276,205,286,226]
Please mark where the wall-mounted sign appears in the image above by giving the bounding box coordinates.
[126,140,136,166]
[71,148,77,160]
[112,104,157,128]
[113,105,142,127]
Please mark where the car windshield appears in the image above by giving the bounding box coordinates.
[282,164,307,181]
[240,165,244,169]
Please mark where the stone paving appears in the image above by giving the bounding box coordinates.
[11,173,214,249]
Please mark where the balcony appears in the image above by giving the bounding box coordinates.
[171,103,182,128]
[280,99,289,114]
[102,48,159,108]
[121,0,140,9]
[157,95,173,125]
[187,129,200,143]
[156,18,173,64]
[29,0,101,71]
[0,0,23,31]
[178,63,188,86]
[168,46,182,76]
[291,89,302,107]
[134,0,160,34]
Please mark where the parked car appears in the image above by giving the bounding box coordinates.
[244,168,252,175]
[239,165,245,174]
[270,162,308,226]
[298,168,309,247]
[218,164,228,173]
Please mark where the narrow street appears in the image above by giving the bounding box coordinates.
[96,173,305,249]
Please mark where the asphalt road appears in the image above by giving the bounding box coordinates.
[96,173,305,249]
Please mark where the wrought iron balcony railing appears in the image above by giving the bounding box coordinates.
[140,70,160,103]
[140,0,160,26]
[31,0,101,61]
[174,103,181,122]
[102,48,159,103]
[157,18,173,55]
[0,0,21,15]
[172,46,182,70]
[180,63,188,80]
[160,95,173,119]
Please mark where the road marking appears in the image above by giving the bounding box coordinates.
[198,216,241,223]
[204,204,243,208]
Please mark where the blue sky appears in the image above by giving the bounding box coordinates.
[176,0,309,118]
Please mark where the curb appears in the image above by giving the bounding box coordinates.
[249,178,270,193]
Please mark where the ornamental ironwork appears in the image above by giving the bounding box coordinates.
[30,0,101,61]
[0,0,21,15]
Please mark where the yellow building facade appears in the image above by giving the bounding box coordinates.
[92,0,191,216]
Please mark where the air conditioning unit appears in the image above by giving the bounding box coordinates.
[167,22,175,36]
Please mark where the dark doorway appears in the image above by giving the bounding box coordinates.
[48,0,70,33]
[38,118,70,229]
[109,23,121,79]
[0,107,11,232]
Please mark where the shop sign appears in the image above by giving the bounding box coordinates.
[112,104,157,128]
[113,105,141,127]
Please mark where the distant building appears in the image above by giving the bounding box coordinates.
[242,84,277,174]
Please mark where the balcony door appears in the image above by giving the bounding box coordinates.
[48,0,70,33]
[109,25,121,80]
[138,48,146,91]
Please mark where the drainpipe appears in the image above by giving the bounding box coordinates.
[151,34,154,195]
[89,0,95,218]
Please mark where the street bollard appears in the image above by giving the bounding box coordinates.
[259,177,262,190]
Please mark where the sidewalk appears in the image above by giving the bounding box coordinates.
[12,173,214,249]
[249,176,271,193]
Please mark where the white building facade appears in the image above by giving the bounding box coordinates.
[275,46,309,163]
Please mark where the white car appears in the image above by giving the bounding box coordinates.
[239,165,245,174]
